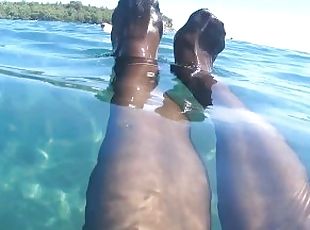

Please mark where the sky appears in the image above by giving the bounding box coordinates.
[2,0,310,52]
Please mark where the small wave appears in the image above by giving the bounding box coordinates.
[82,48,113,58]
[0,65,109,93]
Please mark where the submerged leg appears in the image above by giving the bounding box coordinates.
[83,64,212,230]
[212,83,310,229]
[170,11,310,225]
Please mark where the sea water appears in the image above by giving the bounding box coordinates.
[0,19,309,229]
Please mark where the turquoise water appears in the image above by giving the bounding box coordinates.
[0,19,310,229]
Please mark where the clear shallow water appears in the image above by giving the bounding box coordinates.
[0,19,310,229]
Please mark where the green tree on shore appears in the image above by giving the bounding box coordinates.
[0,1,173,28]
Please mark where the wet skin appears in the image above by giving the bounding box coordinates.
[83,2,211,229]
[172,8,310,230]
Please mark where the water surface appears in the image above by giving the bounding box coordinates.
[0,19,309,229]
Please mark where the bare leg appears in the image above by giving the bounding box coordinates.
[170,6,309,227]
[212,83,310,229]
[171,68,310,229]
[83,64,211,230]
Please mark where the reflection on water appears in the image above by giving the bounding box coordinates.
[0,19,309,229]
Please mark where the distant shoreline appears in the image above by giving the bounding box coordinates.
[0,1,174,30]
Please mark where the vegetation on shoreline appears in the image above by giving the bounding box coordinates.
[0,1,173,29]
